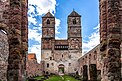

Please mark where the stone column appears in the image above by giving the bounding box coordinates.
[83,65,88,81]
[7,0,22,81]
[99,0,108,80]
[100,0,121,81]
[21,0,28,80]
[105,0,121,81]
[89,64,97,81]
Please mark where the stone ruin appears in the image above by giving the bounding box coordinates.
[0,0,121,81]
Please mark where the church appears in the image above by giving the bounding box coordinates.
[41,10,82,75]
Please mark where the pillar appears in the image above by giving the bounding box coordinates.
[100,0,121,81]
[7,0,23,81]
[21,0,28,80]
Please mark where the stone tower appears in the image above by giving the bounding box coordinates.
[100,0,121,81]
[41,11,82,75]
[41,12,55,51]
[41,12,55,63]
[68,10,82,58]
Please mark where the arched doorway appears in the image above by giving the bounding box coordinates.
[58,64,65,75]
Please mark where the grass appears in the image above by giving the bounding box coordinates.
[44,75,62,81]
[26,75,80,81]
[44,75,80,81]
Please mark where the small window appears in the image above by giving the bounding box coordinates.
[47,19,50,24]
[62,55,63,57]
[69,63,71,66]
[50,57,52,60]
[94,55,96,60]
[51,63,54,66]
[47,63,49,68]
[73,19,76,24]
[69,55,71,59]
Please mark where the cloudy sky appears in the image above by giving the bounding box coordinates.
[28,0,100,63]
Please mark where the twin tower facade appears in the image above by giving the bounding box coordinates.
[41,11,82,74]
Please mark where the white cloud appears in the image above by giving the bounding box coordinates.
[28,0,61,63]
[28,16,37,25]
[28,45,41,63]
[28,0,56,16]
[55,18,61,34]
[28,28,42,43]
[82,24,100,55]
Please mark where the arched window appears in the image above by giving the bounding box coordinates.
[47,19,50,24]
[69,63,71,66]
[51,63,54,66]
[47,63,49,68]
[50,57,52,60]
[62,55,63,58]
[73,19,76,24]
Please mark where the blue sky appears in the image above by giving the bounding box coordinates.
[28,0,100,63]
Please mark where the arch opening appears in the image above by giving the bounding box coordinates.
[58,64,65,74]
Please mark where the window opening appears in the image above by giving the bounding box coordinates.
[47,19,50,24]
[73,19,76,24]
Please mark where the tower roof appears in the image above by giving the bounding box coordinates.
[68,10,81,17]
[42,12,54,18]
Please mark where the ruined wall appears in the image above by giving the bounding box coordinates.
[0,0,28,80]
[26,60,42,78]
[78,45,100,81]
[0,30,9,81]
[26,53,42,78]
[99,0,121,81]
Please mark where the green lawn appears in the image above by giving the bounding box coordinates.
[44,75,80,81]
[27,75,80,81]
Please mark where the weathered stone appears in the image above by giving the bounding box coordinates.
[26,53,42,78]
[0,30,9,81]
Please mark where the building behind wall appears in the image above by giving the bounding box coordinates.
[41,10,82,75]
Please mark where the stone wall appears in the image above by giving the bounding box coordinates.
[44,50,78,74]
[0,0,28,81]
[100,0,121,81]
[0,30,9,81]
[26,53,42,78]
[78,45,100,80]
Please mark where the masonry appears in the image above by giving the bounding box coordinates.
[41,11,82,75]
[0,0,28,81]
[0,30,9,81]
[0,0,121,81]
[26,53,42,78]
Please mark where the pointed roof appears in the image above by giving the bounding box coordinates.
[68,10,81,17]
[42,12,54,18]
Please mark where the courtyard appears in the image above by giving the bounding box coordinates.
[27,75,81,81]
